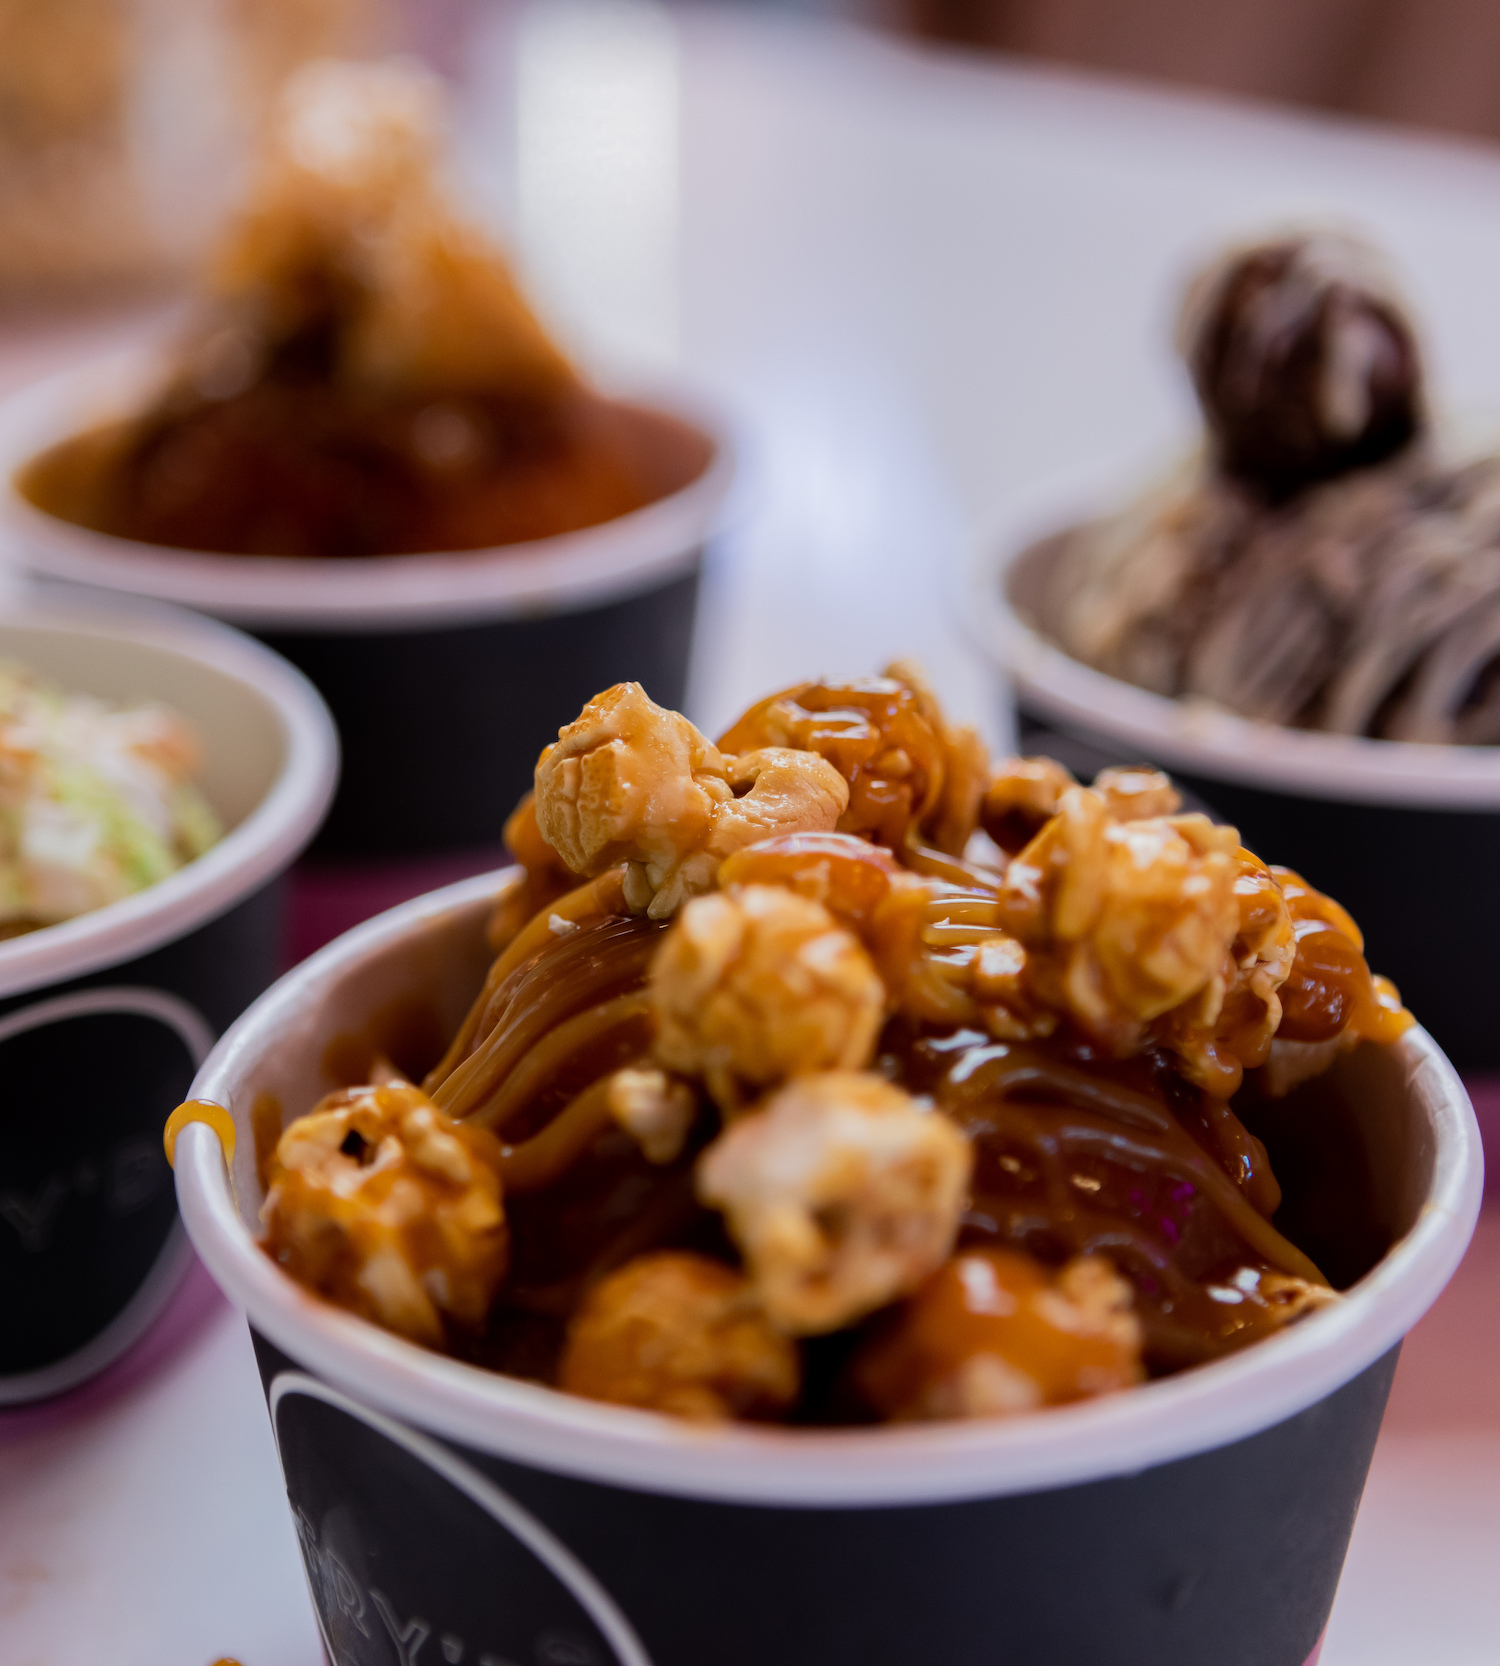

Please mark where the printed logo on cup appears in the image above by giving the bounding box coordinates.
[0,987,213,1383]
[269,1375,654,1666]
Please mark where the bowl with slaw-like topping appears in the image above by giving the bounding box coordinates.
[0,586,335,1403]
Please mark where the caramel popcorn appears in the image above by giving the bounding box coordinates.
[534,684,847,920]
[1158,847,1296,1094]
[717,676,950,849]
[883,658,991,854]
[711,748,851,863]
[651,886,886,1109]
[558,1252,799,1421]
[982,759,1181,855]
[854,1249,1144,1421]
[980,756,1077,854]
[261,1082,506,1348]
[696,1072,972,1335]
[606,1066,698,1164]
[1091,765,1183,823]
[1000,789,1262,1067]
[534,681,732,902]
[715,831,932,1000]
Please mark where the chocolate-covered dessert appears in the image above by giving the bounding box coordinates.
[1020,230,1500,743]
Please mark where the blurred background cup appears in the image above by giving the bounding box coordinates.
[0,588,336,1404]
[0,355,734,860]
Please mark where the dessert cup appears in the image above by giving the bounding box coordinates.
[175,869,1480,1666]
[0,587,336,1404]
[971,465,1500,1070]
[0,346,735,857]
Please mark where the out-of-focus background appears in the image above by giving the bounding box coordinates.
[6,0,1499,315]
[0,0,389,299]
[906,0,1500,145]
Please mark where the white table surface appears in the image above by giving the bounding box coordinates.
[4,6,1500,1662]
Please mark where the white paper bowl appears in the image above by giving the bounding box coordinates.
[168,868,1480,1664]
[0,585,337,1402]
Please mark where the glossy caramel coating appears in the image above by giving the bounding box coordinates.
[718,676,950,850]
[717,832,929,1002]
[981,759,1180,856]
[981,756,1078,854]
[853,1249,1143,1420]
[998,791,1296,1093]
[697,1071,972,1335]
[261,1082,506,1348]
[559,1252,798,1421]
[892,1023,1326,1368]
[652,885,886,1110]
[1272,866,1411,1047]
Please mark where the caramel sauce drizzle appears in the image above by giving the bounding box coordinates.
[416,839,1395,1394]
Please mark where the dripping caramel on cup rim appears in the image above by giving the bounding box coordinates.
[173,867,1482,1508]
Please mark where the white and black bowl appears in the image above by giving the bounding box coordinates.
[0,348,736,858]
[174,870,1480,1666]
[0,588,336,1404]
[970,465,1500,1070]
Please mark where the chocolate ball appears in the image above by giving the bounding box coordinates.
[1181,234,1423,501]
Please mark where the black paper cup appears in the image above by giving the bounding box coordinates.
[0,347,735,858]
[174,871,1480,1666]
[0,588,336,1404]
[968,474,1500,1072]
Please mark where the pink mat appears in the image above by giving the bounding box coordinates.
[284,845,510,967]
[0,1253,224,1440]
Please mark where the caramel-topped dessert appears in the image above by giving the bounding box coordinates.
[20,60,711,559]
[258,664,1412,1425]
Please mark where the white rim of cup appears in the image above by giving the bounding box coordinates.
[964,465,1500,809]
[0,346,738,631]
[174,870,1483,1509]
[0,591,338,1000]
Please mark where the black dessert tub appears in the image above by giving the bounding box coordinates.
[0,592,336,1404]
[175,872,1479,1666]
[0,348,735,857]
